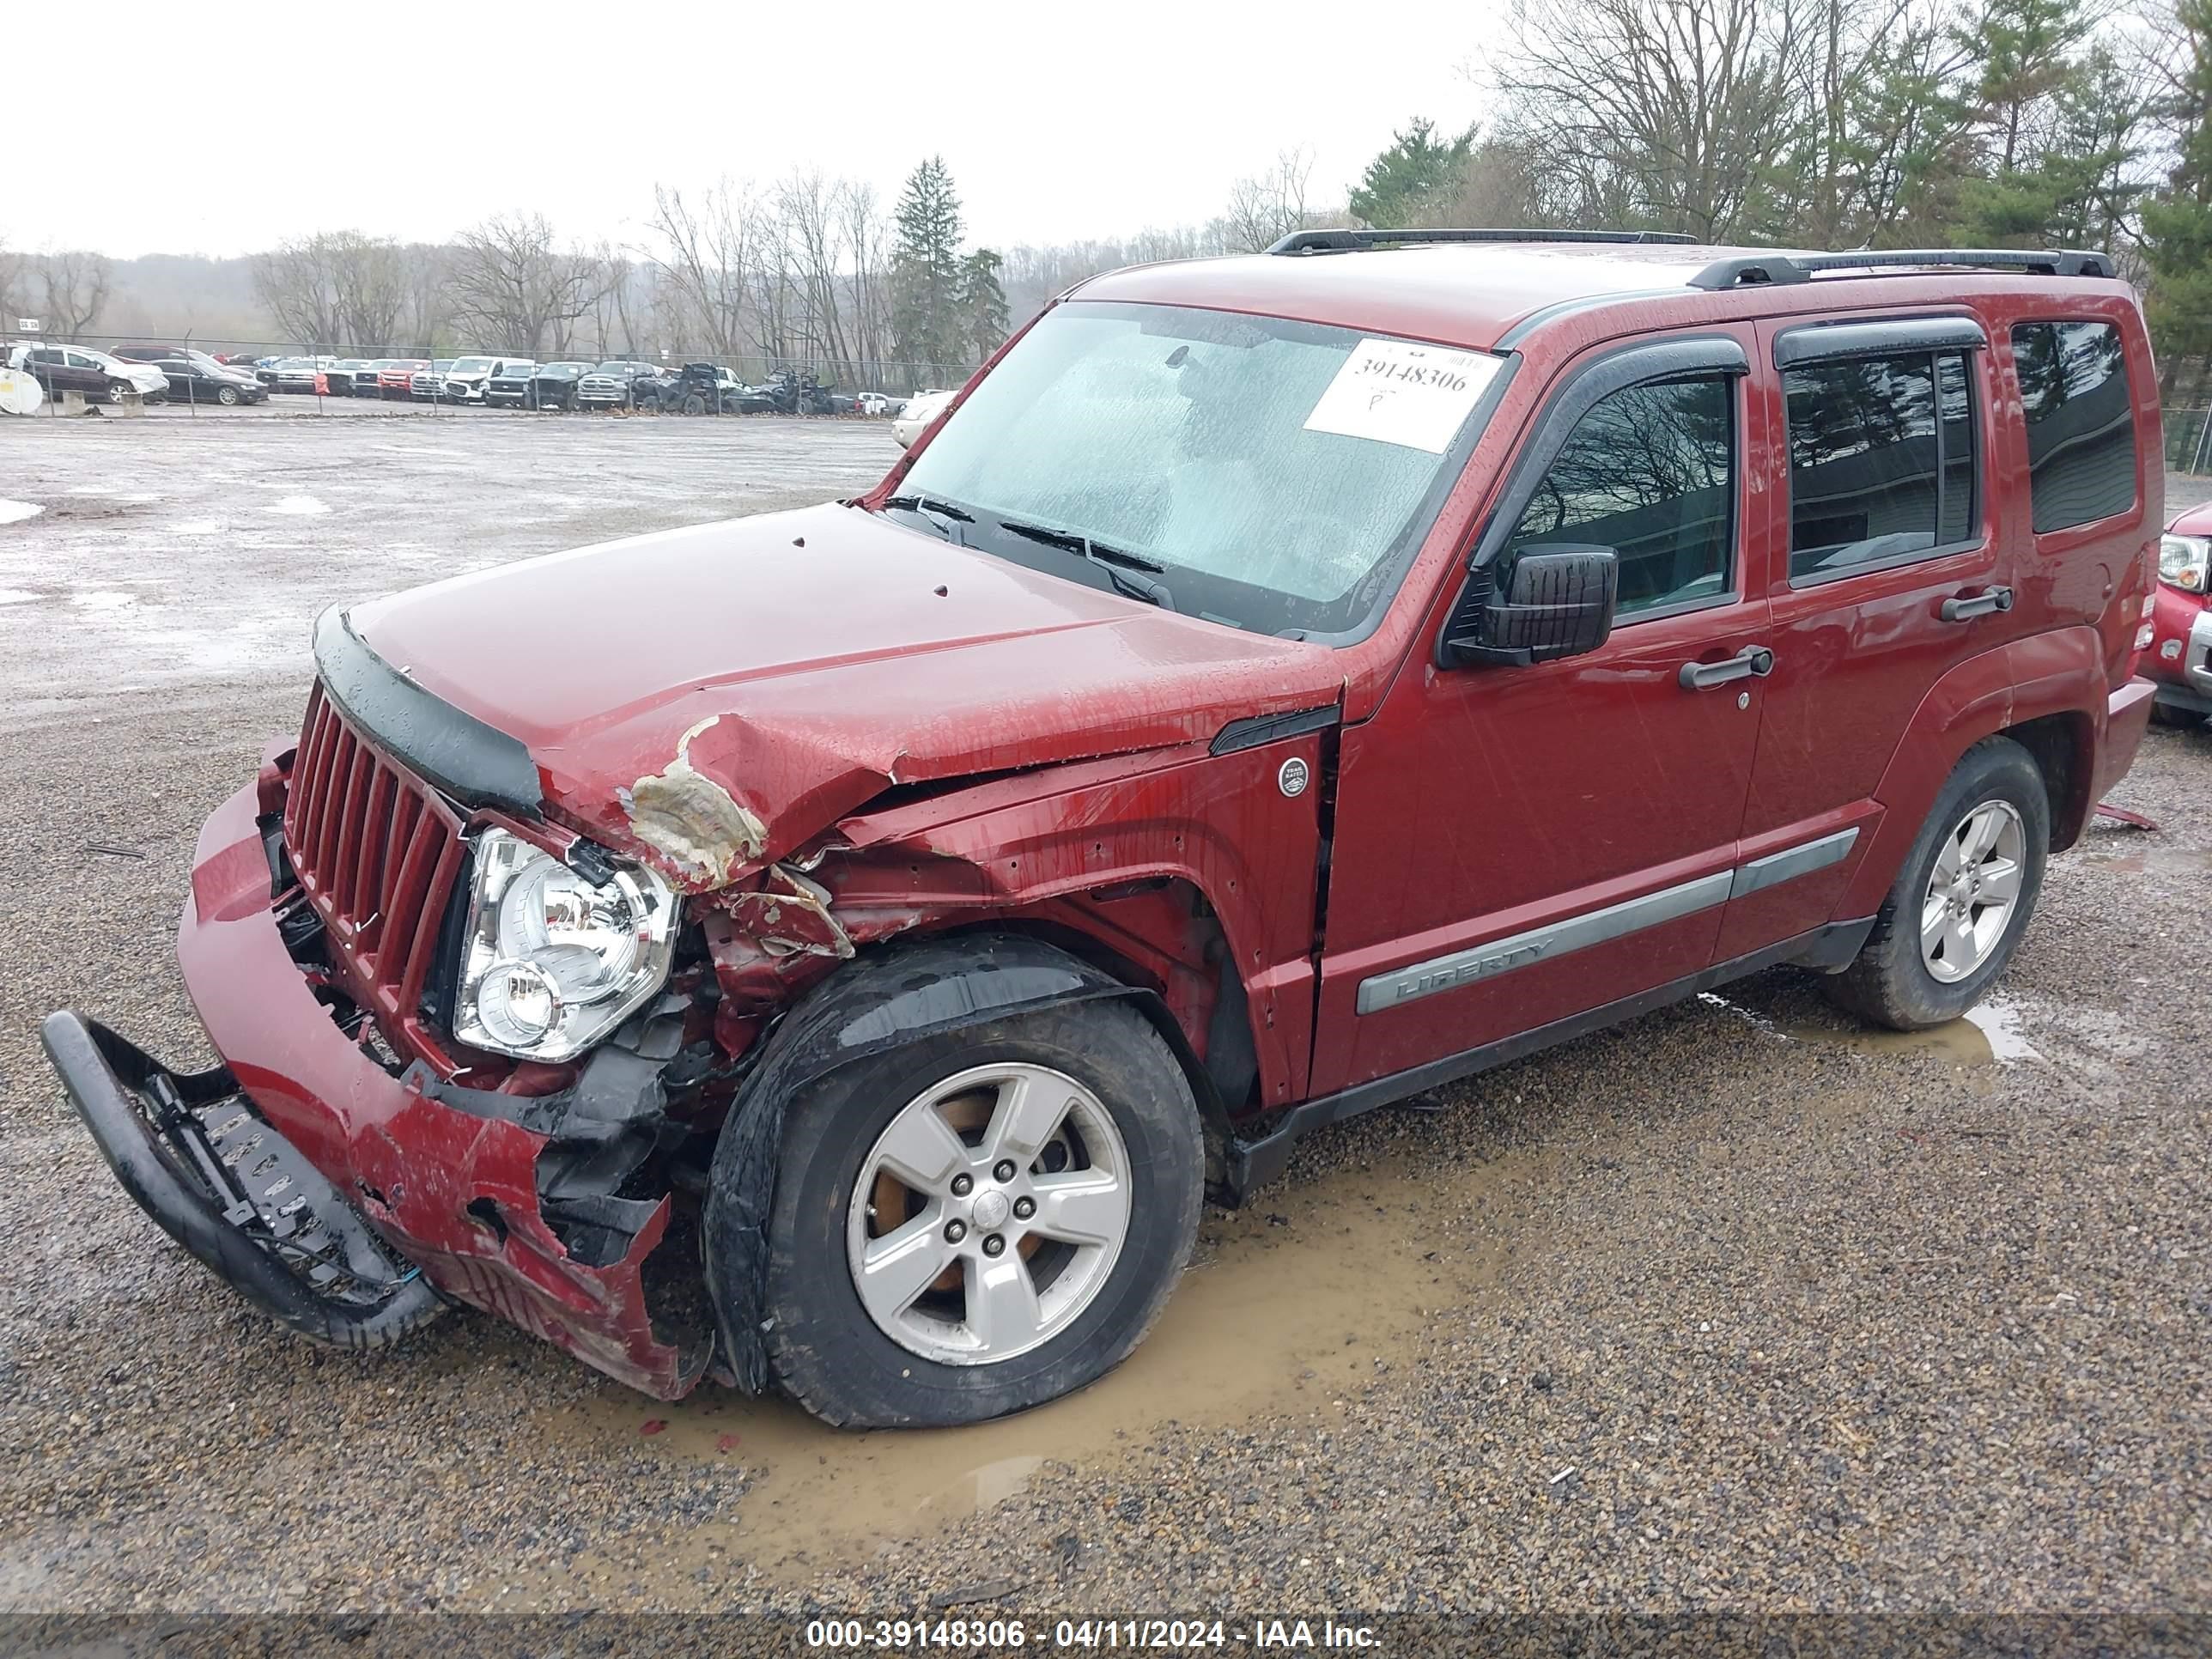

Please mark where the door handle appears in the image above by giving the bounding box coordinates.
[1941,585,2014,622]
[1678,647,1775,690]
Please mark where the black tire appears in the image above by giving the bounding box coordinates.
[750,998,1202,1428]
[1826,735,2050,1030]
[106,380,131,404]
[683,392,707,416]
[216,384,240,406]
[2150,702,2205,728]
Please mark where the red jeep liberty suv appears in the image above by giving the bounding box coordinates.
[46,231,2161,1427]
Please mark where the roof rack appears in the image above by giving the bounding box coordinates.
[1689,247,2115,289]
[1267,228,1698,255]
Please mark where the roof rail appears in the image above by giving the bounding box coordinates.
[1689,246,2116,289]
[1268,228,1698,255]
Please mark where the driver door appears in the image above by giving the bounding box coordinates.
[1312,328,1777,1096]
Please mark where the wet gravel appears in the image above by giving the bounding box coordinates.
[0,415,2207,1625]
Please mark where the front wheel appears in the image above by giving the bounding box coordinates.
[745,999,1202,1428]
[1826,735,2050,1030]
[216,384,240,406]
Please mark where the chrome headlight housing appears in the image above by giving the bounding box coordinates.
[2160,533,2209,594]
[453,830,679,1061]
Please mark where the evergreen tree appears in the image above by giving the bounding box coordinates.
[959,248,1010,361]
[890,156,966,372]
[2146,0,2212,392]
[1348,118,1480,227]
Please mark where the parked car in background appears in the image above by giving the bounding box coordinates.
[375,360,431,399]
[438,356,514,404]
[2149,506,2211,726]
[759,368,835,415]
[645,362,738,414]
[410,361,456,400]
[483,362,540,408]
[322,359,376,396]
[529,362,592,410]
[890,387,956,448]
[857,392,892,416]
[151,358,269,406]
[577,361,660,410]
[270,358,325,393]
[5,343,167,404]
[113,345,229,373]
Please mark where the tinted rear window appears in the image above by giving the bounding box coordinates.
[2012,321,2136,533]
[1784,350,1978,579]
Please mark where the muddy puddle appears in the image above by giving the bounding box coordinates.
[514,1151,1517,1588]
[1702,990,2042,1073]
[1784,997,2041,1066]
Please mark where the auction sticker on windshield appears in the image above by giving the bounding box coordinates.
[1303,337,1502,453]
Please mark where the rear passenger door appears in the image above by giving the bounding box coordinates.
[1717,314,2011,961]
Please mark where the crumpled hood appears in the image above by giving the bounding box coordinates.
[349,501,1342,888]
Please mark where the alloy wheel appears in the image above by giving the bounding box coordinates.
[1919,798,2027,982]
[845,1062,1131,1366]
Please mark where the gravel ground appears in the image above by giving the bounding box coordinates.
[0,412,2207,1630]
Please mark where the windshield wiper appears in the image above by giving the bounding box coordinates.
[882,492,975,522]
[998,521,1176,611]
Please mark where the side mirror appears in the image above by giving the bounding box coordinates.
[1439,544,1619,668]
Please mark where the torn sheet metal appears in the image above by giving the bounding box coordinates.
[620,715,769,887]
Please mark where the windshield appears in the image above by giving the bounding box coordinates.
[896,301,1503,638]
[542,363,586,378]
[452,357,493,373]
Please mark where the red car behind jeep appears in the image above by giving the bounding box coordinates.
[2149,501,2211,724]
[46,231,2160,1428]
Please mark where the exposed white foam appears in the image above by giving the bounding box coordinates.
[70,591,137,610]
[0,500,44,525]
[270,495,329,517]
[0,589,37,605]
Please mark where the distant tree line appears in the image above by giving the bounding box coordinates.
[9,0,2212,397]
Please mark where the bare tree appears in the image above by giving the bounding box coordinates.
[447,214,606,357]
[325,233,408,351]
[777,169,854,365]
[1490,0,1807,240]
[0,234,21,323]
[839,180,888,375]
[252,234,344,346]
[647,180,757,359]
[37,250,114,339]
[1222,149,1318,252]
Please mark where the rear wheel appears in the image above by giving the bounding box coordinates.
[1826,736,2049,1030]
[747,999,1202,1428]
[2150,702,2205,728]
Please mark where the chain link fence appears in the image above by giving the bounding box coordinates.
[2166,407,2212,477]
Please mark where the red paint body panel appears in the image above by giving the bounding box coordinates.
[352,503,1344,882]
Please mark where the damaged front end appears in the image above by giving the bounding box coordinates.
[43,623,749,1398]
[46,574,1319,1403]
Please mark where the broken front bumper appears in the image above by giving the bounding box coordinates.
[40,1011,444,1347]
[46,775,708,1399]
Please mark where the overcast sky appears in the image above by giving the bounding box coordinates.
[19,0,1494,259]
